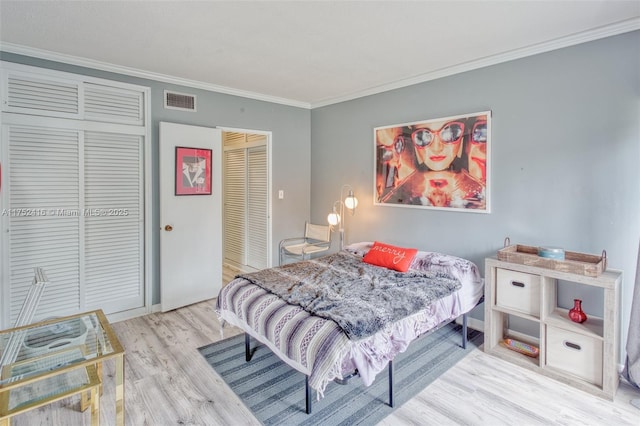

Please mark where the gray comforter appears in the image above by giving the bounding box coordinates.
[237,251,461,340]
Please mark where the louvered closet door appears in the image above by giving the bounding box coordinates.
[5,72,80,118]
[6,126,82,323]
[247,145,268,270]
[1,63,148,327]
[84,83,144,125]
[224,149,246,264]
[84,132,143,312]
[3,126,144,324]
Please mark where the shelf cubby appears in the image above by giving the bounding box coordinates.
[484,257,621,400]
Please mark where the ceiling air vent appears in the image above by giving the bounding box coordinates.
[164,90,196,112]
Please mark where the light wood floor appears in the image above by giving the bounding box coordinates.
[10,298,640,425]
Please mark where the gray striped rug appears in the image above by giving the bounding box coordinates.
[199,323,482,425]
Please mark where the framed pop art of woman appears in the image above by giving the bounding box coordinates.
[373,111,491,213]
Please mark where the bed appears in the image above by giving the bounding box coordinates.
[215,242,484,413]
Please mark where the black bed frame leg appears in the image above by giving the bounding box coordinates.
[462,313,468,349]
[245,333,252,361]
[388,360,394,407]
[306,375,312,414]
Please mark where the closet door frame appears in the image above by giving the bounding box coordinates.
[219,126,272,269]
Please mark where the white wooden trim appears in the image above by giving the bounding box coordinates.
[217,125,271,135]
[454,316,484,332]
[3,17,639,109]
[310,17,640,108]
[0,45,311,109]
[0,126,9,326]
[142,87,152,314]
[0,112,146,135]
[106,305,157,324]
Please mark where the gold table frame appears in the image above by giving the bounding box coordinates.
[0,310,124,425]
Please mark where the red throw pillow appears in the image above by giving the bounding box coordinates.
[363,241,418,272]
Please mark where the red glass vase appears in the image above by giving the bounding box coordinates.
[568,299,588,323]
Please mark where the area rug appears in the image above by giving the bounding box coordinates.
[198,323,482,425]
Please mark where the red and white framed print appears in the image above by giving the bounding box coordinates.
[175,146,212,195]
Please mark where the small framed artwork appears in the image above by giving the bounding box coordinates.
[175,146,212,195]
[374,111,491,213]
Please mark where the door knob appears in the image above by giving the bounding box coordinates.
[164,225,173,231]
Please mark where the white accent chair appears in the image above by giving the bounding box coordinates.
[279,222,331,265]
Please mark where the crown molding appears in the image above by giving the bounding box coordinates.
[310,17,640,109]
[0,42,312,109]
[1,17,638,110]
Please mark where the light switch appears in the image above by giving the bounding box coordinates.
[278,190,284,199]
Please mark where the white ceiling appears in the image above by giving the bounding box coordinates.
[1,1,639,108]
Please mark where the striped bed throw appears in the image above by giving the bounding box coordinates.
[216,278,351,395]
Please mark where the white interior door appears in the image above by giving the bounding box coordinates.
[159,122,222,312]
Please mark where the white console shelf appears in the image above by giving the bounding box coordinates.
[484,257,621,400]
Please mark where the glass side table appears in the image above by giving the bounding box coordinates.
[0,310,125,426]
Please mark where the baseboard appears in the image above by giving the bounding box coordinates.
[224,260,258,274]
[455,316,484,332]
[106,306,154,323]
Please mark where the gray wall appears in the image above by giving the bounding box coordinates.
[0,52,312,305]
[310,31,640,361]
[2,31,638,362]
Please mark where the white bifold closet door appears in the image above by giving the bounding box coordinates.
[1,63,149,328]
[223,148,246,265]
[223,137,268,271]
[4,125,144,324]
[6,126,82,323]
[246,145,267,269]
[83,131,143,312]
